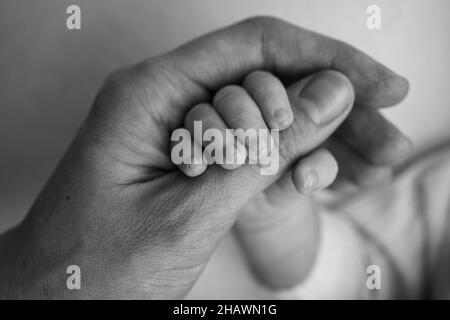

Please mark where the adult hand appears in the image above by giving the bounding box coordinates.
[0,17,409,299]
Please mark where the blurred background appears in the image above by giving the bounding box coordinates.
[0,0,449,298]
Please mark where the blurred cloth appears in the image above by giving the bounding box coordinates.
[189,144,450,299]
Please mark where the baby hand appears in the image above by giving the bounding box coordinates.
[171,70,349,193]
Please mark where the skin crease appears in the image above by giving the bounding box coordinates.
[0,17,411,299]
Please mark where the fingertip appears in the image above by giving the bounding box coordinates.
[383,72,410,107]
[292,166,320,194]
[379,134,414,166]
[242,70,294,130]
[292,149,339,194]
[272,108,294,130]
[360,68,410,108]
[179,162,208,177]
[397,75,410,100]
[178,146,208,177]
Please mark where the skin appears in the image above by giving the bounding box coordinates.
[0,17,410,299]
[174,69,408,293]
[176,69,350,288]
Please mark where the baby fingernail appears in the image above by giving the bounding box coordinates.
[272,108,292,129]
[235,141,247,164]
[301,168,319,193]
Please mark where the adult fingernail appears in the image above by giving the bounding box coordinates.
[298,71,354,125]
[272,108,293,129]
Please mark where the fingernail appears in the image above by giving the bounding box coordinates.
[298,72,353,125]
[235,141,247,164]
[301,168,319,193]
[257,137,268,166]
[272,108,292,129]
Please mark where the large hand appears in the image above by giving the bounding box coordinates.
[0,17,408,299]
